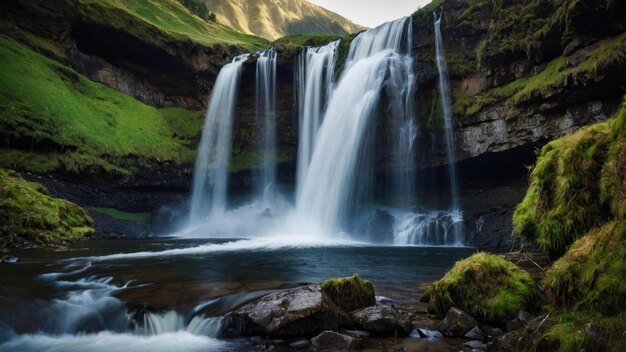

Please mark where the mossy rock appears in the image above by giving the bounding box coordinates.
[0,169,94,246]
[321,274,376,312]
[514,96,626,255]
[423,252,541,323]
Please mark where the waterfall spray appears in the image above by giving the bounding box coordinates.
[256,48,277,202]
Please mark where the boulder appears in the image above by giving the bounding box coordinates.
[438,308,478,337]
[320,274,376,312]
[463,340,487,350]
[363,210,396,243]
[464,326,486,341]
[351,304,411,336]
[227,285,350,337]
[289,339,310,349]
[311,331,355,350]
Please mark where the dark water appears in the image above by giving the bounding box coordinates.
[0,238,475,351]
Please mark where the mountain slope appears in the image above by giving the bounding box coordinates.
[202,0,364,40]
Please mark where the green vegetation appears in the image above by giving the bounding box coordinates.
[321,274,376,312]
[511,97,626,351]
[0,169,94,246]
[65,0,268,51]
[423,252,541,322]
[229,150,290,173]
[177,0,216,22]
[89,207,151,222]
[0,35,203,180]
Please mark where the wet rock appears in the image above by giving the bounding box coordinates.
[311,331,355,350]
[250,336,264,344]
[341,329,370,338]
[493,332,515,351]
[289,339,310,349]
[0,256,19,264]
[227,285,350,336]
[584,323,601,343]
[463,340,487,350]
[351,304,412,336]
[320,274,376,312]
[410,328,442,339]
[464,326,486,341]
[438,308,478,337]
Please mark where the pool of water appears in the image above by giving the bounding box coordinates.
[0,238,475,351]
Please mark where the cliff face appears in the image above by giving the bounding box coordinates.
[410,0,626,174]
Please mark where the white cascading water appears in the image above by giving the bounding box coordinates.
[188,54,249,224]
[434,12,463,244]
[295,17,414,233]
[256,48,277,202]
[295,40,339,198]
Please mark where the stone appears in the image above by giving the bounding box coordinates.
[341,329,370,338]
[483,326,504,339]
[321,274,376,312]
[311,331,355,350]
[289,339,310,349]
[0,256,19,264]
[351,304,412,336]
[438,308,478,337]
[464,326,486,341]
[463,340,487,350]
[517,310,533,325]
[227,285,350,336]
[410,328,442,339]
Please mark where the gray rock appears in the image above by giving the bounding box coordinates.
[351,304,412,336]
[250,336,264,344]
[229,285,350,336]
[0,256,18,264]
[464,326,486,341]
[463,340,487,350]
[363,210,396,244]
[439,308,478,337]
[341,329,370,338]
[483,326,504,339]
[517,311,533,325]
[410,328,442,339]
[311,331,355,350]
[289,339,310,349]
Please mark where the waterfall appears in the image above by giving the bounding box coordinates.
[434,12,462,244]
[256,48,277,202]
[295,40,339,198]
[296,17,414,233]
[188,54,248,224]
[139,311,223,337]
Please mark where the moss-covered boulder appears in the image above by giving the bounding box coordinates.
[0,169,94,246]
[321,274,376,312]
[423,252,541,322]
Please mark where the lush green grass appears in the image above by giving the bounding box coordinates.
[0,35,203,178]
[89,207,151,222]
[0,169,94,246]
[423,252,541,322]
[71,0,268,51]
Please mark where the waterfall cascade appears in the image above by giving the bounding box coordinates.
[295,40,340,198]
[256,48,277,202]
[434,12,463,244]
[295,17,415,233]
[188,54,248,224]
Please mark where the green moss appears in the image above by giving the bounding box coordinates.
[321,274,376,312]
[89,207,150,222]
[423,252,541,322]
[0,169,94,246]
[229,149,290,173]
[513,99,626,255]
[0,35,201,179]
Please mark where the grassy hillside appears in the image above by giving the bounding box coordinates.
[0,34,204,181]
[58,0,269,51]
